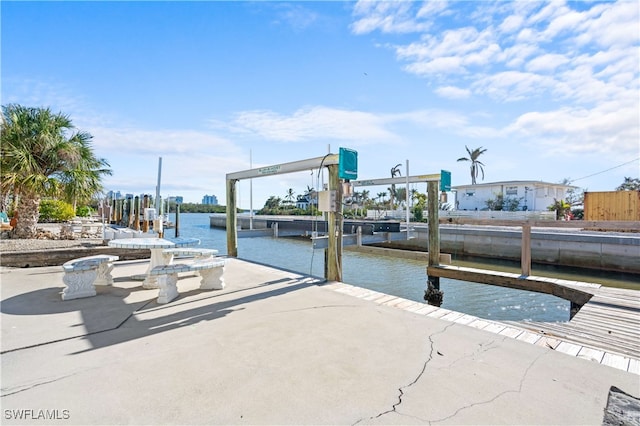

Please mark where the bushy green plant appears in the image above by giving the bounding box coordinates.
[39,199,75,222]
[76,205,92,217]
[548,199,571,219]
[412,204,424,222]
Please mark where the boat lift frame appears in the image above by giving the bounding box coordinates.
[351,170,445,272]
[226,154,345,281]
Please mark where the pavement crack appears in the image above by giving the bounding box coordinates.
[429,349,549,424]
[1,373,78,398]
[353,322,455,425]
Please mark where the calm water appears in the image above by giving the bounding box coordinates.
[168,213,637,323]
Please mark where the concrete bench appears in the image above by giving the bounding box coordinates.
[162,248,218,263]
[149,259,226,304]
[61,255,119,300]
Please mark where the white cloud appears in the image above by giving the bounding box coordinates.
[499,14,524,34]
[271,3,319,31]
[506,103,639,158]
[222,105,504,148]
[502,43,539,68]
[472,71,557,101]
[89,127,239,156]
[416,0,449,19]
[229,106,400,143]
[435,86,471,99]
[525,53,569,73]
[351,1,431,34]
[574,1,640,48]
[404,56,465,76]
[351,0,639,133]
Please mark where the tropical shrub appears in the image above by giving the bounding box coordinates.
[76,205,92,217]
[548,199,571,219]
[39,199,75,222]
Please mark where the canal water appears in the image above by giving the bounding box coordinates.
[168,213,638,323]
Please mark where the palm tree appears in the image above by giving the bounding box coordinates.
[59,149,111,212]
[361,190,370,207]
[390,163,402,208]
[395,187,407,208]
[1,104,111,238]
[457,146,487,185]
[284,188,295,205]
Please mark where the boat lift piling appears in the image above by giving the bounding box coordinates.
[351,169,451,306]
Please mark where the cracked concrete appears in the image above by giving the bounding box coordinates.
[2,258,638,425]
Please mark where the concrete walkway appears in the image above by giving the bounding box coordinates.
[1,258,638,425]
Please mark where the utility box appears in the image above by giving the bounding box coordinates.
[318,190,337,212]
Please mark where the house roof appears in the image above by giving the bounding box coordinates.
[452,180,578,190]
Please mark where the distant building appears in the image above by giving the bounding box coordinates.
[202,194,218,205]
[453,181,577,212]
[296,192,318,210]
[106,190,124,200]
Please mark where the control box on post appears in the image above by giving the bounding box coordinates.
[318,190,337,212]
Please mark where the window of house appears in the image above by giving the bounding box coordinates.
[505,186,518,195]
[465,190,475,196]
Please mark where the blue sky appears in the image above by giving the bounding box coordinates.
[2,1,639,208]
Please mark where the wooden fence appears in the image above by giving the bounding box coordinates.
[584,191,639,221]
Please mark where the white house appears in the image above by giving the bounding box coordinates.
[453,180,577,212]
[296,192,318,210]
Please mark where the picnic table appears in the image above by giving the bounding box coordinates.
[107,237,200,288]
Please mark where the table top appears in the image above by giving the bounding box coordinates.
[107,237,200,249]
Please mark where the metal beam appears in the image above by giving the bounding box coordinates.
[351,173,441,187]
[227,155,339,181]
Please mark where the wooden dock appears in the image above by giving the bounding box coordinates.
[503,285,640,365]
[426,265,640,372]
[324,268,640,375]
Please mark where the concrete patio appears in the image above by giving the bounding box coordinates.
[1,257,638,425]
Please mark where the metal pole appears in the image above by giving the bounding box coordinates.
[405,159,410,237]
[249,150,253,230]
[155,157,162,212]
